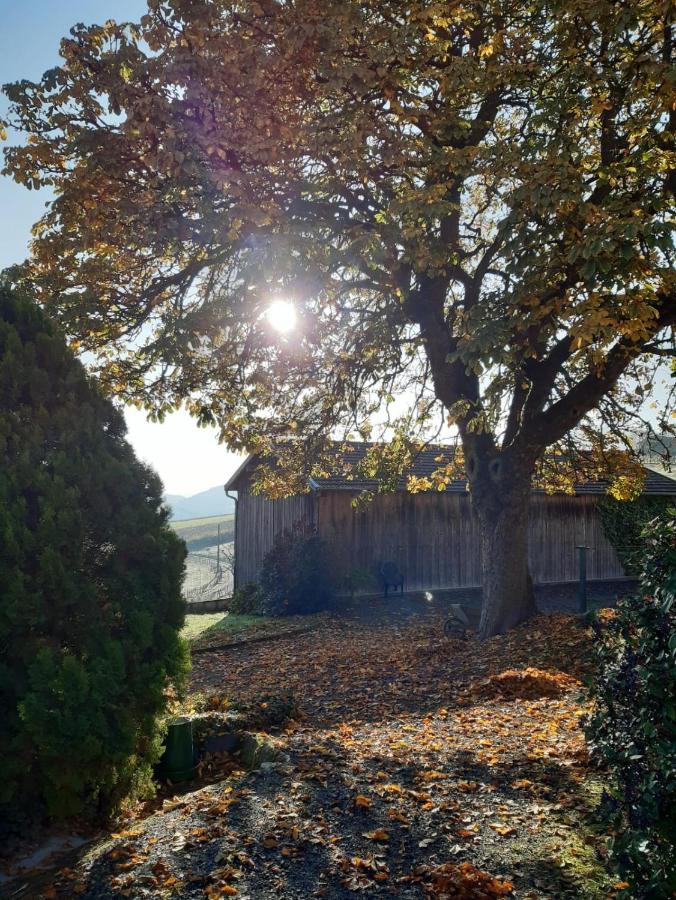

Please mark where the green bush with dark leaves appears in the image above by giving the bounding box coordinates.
[598,495,673,576]
[586,507,676,898]
[228,581,263,615]
[258,525,335,615]
[0,284,188,829]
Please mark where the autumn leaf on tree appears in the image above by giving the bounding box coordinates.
[2,0,674,636]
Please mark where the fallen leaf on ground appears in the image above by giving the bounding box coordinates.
[362,828,390,842]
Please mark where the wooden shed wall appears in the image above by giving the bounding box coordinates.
[527,494,621,583]
[319,491,483,589]
[317,490,625,590]
[234,482,315,587]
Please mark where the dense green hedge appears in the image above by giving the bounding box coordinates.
[0,284,188,829]
[586,508,676,898]
[598,495,673,575]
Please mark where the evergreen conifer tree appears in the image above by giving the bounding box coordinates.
[0,280,188,825]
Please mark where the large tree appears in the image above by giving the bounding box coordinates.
[2,0,674,636]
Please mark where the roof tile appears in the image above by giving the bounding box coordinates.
[227,442,676,496]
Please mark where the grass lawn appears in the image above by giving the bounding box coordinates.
[170,514,235,554]
[182,612,275,644]
[171,514,233,531]
[171,514,235,552]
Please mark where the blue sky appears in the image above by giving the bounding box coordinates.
[0,1,145,274]
[0,0,242,497]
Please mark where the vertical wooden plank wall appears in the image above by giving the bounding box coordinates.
[528,494,622,582]
[316,490,625,591]
[318,491,483,589]
[234,480,315,586]
[234,485,627,589]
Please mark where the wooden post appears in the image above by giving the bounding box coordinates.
[576,545,588,614]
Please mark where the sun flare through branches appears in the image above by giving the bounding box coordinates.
[266,299,297,334]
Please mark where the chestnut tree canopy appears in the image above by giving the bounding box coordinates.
[3,0,675,634]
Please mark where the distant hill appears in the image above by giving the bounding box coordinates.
[171,514,235,551]
[165,485,235,521]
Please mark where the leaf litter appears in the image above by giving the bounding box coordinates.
[41,611,618,898]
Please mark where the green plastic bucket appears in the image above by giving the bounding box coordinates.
[160,717,197,782]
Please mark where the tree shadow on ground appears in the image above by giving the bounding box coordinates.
[7,611,611,898]
[22,706,612,899]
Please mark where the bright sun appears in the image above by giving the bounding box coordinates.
[266,299,297,334]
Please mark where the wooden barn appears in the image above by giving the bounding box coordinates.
[225,444,676,593]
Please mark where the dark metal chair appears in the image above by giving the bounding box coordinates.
[379,561,404,597]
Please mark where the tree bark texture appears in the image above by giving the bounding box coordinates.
[467,450,538,638]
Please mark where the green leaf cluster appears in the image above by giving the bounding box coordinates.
[598,495,673,576]
[228,582,265,616]
[586,508,676,898]
[0,283,189,829]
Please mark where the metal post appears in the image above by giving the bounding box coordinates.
[225,489,238,591]
[576,545,588,614]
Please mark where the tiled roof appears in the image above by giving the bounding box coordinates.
[226,442,676,496]
[563,466,676,496]
[308,444,465,492]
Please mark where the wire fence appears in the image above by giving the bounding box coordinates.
[183,543,234,604]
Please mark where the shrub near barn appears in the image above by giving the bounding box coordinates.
[0,283,188,829]
[230,526,336,617]
[258,527,335,616]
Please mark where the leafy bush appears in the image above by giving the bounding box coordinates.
[228,582,263,615]
[586,507,676,898]
[340,566,379,598]
[258,525,335,615]
[598,495,672,576]
[0,284,189,829]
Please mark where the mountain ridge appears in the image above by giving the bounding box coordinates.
[164,485,235,521]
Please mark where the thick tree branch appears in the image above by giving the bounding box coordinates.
[522,298,676,449]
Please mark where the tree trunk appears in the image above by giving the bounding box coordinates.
[476,495,536,638]
[467,451,537,638]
